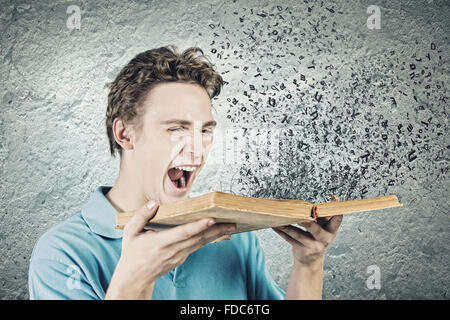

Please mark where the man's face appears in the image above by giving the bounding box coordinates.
[129,82,216,205]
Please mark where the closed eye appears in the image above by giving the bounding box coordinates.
[168,127,214,134]
[168,127,185,132]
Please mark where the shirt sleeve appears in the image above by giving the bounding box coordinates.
[29,258,99,300]
[246,232,286,300]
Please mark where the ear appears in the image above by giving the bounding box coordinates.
[112,117,135,151]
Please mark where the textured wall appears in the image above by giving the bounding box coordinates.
[1,0,449,299]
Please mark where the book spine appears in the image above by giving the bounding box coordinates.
[311,205,318,220]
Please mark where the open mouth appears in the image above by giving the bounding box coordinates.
[167,166,196,190]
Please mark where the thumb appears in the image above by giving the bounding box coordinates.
[123,200,159,236]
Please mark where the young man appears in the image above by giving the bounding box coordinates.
[29,45,343,300]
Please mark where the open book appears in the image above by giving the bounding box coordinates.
[115,191,403,235]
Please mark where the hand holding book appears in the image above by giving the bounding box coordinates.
[273,194,343,267]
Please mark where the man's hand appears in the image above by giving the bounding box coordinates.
[273,194,343,267]
[273,194,343,299]
[105,200,236,300]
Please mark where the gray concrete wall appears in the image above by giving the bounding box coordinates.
[1,0,448,299]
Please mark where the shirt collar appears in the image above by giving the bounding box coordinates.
[81,186,123,239]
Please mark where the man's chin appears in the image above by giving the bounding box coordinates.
[162,178,191,203]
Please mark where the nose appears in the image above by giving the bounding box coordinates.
[180,131,203,165]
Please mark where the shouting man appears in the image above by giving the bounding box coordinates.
[29,46,343,299]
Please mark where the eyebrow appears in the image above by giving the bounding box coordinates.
[160,119,217,127]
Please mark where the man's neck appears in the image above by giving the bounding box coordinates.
[106,170,147,213]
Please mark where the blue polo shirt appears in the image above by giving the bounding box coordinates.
[29,186,286,300]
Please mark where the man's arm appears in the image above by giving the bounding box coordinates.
[273,217,342,300]
[285,257,325,300]
[105,200,235,299]
[273,195,343,300]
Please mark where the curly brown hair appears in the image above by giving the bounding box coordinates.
[105,45,224,157]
